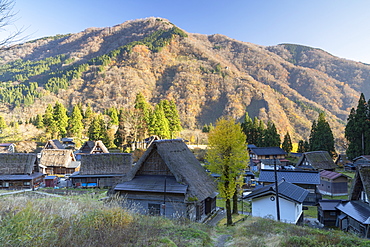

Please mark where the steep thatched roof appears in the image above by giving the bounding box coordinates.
[77,141,109,154]
[79,153,132,175]
[0,143,16,153]
[350,164,370,200]
[40,149,76,168]
[44,140,64,150]
[122,139,217,202]
[296,151,337,170]
[0,153,37,175]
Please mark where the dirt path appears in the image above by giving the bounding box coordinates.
[214,234,232,247]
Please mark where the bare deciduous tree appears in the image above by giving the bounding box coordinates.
[0,0,26,48]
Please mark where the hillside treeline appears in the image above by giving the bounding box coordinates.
[0,17,369,148]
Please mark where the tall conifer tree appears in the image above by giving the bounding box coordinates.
[309,112,336,157]
[282,132,293,153]
[263,121,280,147]
[67,104,84,138]
[345,93,370,159]
[53,101,69,137]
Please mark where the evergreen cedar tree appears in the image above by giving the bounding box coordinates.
[309,112,336,157]
[206,117,249,226]
[241,112,280,147]
[297,140,309,153]
[345,93,370,159]
[282,132,293,153]
[32,92,183,149]
[67,105,83,138]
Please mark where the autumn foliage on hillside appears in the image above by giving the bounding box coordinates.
[0,17,368,146]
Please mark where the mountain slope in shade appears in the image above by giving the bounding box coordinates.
[0,17,367,148]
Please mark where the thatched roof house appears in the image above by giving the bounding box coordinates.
[0,143,16,153]
[40,149,79,176]
[70,153,133,188]
[44,139,64,150]
[0,153,37,174]
[75,141,109,161]
[350,164,370,201]
[0,153,44,189]
[296,151,337,171]
[336,164,370,237]
[77,140,109,154]
[79,153,132,175]
[114,139,217,221]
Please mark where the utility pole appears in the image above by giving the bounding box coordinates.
[274,156,281,221]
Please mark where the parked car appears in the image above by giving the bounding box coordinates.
[344,163,355,171]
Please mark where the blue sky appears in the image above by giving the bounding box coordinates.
[3,0,370,63]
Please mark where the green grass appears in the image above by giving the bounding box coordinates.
[304,206,318,218]
[0,190,369,246]
[216,198,251,213]
[322,195,349,200]
[0,192,213,246]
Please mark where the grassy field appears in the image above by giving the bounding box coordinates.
[0,191,369,246]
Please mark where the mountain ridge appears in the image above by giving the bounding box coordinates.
[0,17,367,148]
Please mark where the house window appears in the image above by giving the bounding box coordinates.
[23,182,31,186]
[148,203,161,216]
[330,212,336,216]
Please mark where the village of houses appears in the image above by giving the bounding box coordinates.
[0,138,370,238]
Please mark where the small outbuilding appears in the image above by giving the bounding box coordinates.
[244,180,309,224]
[317,199,342,227]
[44,176,58,187]
[317,170,349,196]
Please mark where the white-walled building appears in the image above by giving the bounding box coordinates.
[244,180,309,224]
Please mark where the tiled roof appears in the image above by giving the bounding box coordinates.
[258,170,320,185]
[244,180,309,203]
[0,172,44,180]
[318,200,342,211]
[320,170,348,180]
[249,147,286,156]
[336,200,370,224]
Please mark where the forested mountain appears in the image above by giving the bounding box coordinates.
[0,17,367,147]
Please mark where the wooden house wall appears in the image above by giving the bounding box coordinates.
[255,154,285,160]
[318,180,348,195]
[347,216,369,238]
[119,191,187,218]
[44,178,58,187]
[72,176,122,188]
[137,150,173,176]
[0,176,43,190]
[46,167,76,176]
[317,207,339,226]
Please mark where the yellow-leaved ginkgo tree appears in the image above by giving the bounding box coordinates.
[206,117,249,226]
